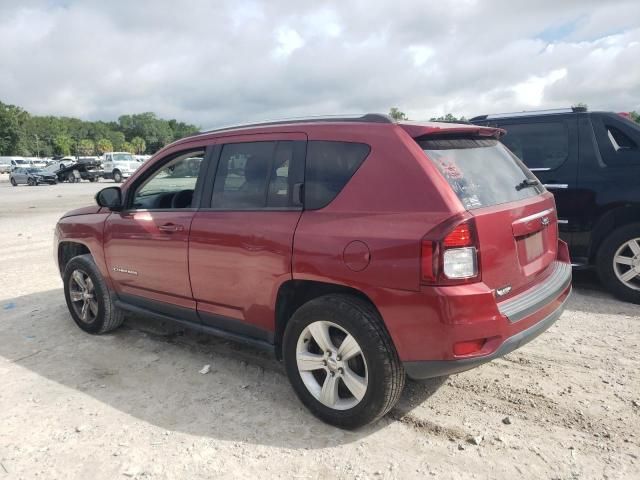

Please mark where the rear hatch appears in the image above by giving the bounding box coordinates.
[418,134,558,295]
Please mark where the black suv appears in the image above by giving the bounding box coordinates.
[471,107,640,304]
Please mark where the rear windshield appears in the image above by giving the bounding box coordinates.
[419,137,544,210]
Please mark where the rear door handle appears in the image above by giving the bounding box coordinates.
[158,223,184,232]
[543,184,568,189]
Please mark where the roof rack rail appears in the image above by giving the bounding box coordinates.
[470,106,587,122]
[199,113,394,134]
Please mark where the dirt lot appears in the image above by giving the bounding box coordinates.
[0,175,638,479]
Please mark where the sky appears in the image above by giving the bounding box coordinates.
[0,0,639,128]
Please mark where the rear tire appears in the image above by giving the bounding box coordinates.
[10,177,17,186]
[283,294,405,429]
[67,173,76,183]
[596,223,640,304]
[63,254,125,334]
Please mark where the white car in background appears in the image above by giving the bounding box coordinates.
[0,157,31,172]
[101,152,141,183]
[44,156,76,173]
[0,158,12,174]
[27,157,48,168]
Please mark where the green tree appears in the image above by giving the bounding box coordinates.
[430,113,467,122]
[0,101,30,155]
[389,107,409,121]
[53,134,73,155]
[629,111,640,124]
[77,139,95,156]
[96,138,113,154]
[572,102,588,110]
[107,131,126,151]
[130,136,146,154]
[121,141,134,153]
[1,99,199,156]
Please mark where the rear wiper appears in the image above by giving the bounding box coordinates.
[515,178,540,191]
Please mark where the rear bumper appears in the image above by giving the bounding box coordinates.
[403,289,570,380]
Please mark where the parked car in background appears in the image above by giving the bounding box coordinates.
[134,154,152,163]
[55,157,103,183]
[46,156,77,172]
[0,157,31,171]
[0,158,12,174]
[27,157,48,168]
[55,113,571,428]
[471,107,640,304]
[101,152,141,182]
[10,167,58,186]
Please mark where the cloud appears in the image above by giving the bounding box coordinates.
[0,0,638,127]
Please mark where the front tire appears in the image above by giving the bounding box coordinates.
[63,254,125,334]
[596,223,640,304]
[10,177,17,186]
[283,294,405,429]
[113,170,122,183]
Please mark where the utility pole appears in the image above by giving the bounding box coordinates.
[34,134,40,158]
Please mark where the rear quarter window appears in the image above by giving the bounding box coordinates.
[304,141,370,209]
[499,122,569,170]
[592,114,640,166]
[420,137,544,210]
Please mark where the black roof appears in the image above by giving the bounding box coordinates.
[470,106,588,122]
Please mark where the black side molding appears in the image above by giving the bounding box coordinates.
[114,294,276,355]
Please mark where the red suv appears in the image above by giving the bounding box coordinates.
[55,114,571,428]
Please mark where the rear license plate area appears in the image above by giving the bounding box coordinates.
[521,231,544,263]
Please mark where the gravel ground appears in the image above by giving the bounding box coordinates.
[0,175,638,479]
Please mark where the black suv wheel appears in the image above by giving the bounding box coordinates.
[596,223,640,304]
[283,294,405,429]
[63,254,125,333]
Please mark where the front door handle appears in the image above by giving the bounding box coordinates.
[158,223,184,232]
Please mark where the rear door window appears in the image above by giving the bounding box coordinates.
[212,141,299,209]
[499,122,569,170]
[420,137,544,210]
[304,141,370,209]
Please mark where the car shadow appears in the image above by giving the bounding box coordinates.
[0,289,445,449]
[569,269,639,316]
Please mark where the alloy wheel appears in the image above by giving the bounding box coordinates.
[68,269,99,323]
[613,237,640,291]
[296,320,368,410]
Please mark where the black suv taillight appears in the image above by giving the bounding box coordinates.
[421,218,480,285]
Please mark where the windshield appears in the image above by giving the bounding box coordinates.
[27,168,45,174]
[420,137,545,210]
[112,153,134,162]
[15,159,28,164]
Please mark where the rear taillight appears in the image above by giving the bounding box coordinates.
[443,223,473,247]
[421,218,480,285]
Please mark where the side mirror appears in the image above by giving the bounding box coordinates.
[96,187,123,211]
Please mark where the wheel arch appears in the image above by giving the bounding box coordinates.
[273,279,387,360]
[57,241,92,276]
[589,205,640,262]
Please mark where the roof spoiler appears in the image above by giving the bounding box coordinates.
[398,122,505,139]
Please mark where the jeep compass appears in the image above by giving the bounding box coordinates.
[55,113,571,428]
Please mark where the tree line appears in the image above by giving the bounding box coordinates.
[0,100,199,157]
